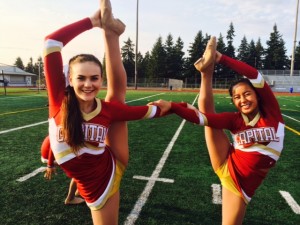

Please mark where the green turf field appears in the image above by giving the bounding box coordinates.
[0,89,299,225]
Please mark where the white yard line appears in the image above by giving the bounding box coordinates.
[279,97,300,103]
[211,184,222,205]
[282,113,300,123]
[16,167,46,182]
[133,175,174,183]
[0,121,48,135]
[279,191,300,214]
[124,94,199,225]
[125,93,165,103]
[0,95,44,100]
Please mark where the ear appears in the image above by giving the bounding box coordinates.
[68,74,73,87]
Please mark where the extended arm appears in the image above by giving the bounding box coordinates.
[150,100,235,129]
[219,54,282,119]
[43,16,98,117]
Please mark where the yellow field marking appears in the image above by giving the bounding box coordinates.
[0,107,47,116]
[285,125,300,136]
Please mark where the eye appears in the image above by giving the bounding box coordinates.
[91,76,99,81]
[244,92,252,97]
[77,76,85,81]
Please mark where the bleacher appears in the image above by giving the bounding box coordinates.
[261,70,300,93]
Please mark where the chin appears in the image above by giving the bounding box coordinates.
[79,95,95,102]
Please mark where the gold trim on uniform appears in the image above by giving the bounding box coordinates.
[240,143,281,157]
[84,142,105,150]
[54,148,73,160]
[249,72,265,88]
[82,98,102,121]
[242,112,260,127]
[43,46,62,57]
[143,105,154,119]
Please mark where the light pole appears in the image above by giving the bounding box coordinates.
[291,0,299,76]
[134,0,139,89]
[38,60,41,93]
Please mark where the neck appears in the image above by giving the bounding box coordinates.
[79,98,96,114]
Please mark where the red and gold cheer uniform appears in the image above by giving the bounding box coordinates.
[43,17,160,210]
[171,55,285,203]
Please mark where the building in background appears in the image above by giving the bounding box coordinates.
[0,63,37,86]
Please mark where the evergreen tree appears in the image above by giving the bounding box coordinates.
[14,57,25,70]
[164,34,176,78]
[121,38,135,78]
[225,22,235,59]
[149,36,166,79]
[185,31,207,84]
[224,22,236,79]
[143,51,152,79]
[215,33,227,78]
[173,37,185,79]
[237,36,250,63]
[32,57,44,87]
[247,40,257,68]
[264,24,289,69]
[25,57,35,73]
[255,38,265,69]
[33,56,43,76]
[294,41,300,70]
[163,35,185,79]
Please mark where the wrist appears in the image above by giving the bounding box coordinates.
[89,16,101,28]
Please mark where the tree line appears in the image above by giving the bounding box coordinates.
[14,22,300,83]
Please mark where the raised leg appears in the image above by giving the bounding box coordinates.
[195,36,230,171]
[196,37,246,224]
[100,0,128,168]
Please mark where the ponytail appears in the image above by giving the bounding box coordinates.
[61,85,84,154]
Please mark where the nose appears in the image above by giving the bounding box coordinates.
[84,79,92,87]
[240,95,247,103]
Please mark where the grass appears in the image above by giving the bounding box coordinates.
[0,90,299,225]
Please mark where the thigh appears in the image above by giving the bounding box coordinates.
[222,187,247,225]
[91,191,120,225]
[106,121,128,167]
[204,127,231,171]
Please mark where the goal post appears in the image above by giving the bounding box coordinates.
[168,78,183,90]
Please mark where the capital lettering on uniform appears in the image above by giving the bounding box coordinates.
[56,123,108,145]
[235,127,279,146]
[57,126,64,141]
[82,123,108,144]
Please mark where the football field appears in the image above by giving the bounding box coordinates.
[0,89,299,225]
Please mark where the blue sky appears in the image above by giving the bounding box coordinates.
[0,0,298,66]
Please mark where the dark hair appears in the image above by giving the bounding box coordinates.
[61,54,102,154]
[228,77,263,114]
[228,78,257,97]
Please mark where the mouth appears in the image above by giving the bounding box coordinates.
[241,103,251,110]
[82,89,94,94]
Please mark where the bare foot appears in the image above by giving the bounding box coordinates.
[64,197,85,205]
[194,36,216,73]
[100,0,126,35]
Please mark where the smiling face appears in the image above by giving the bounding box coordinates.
[231,82,259,120]
[69,61,102,104]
